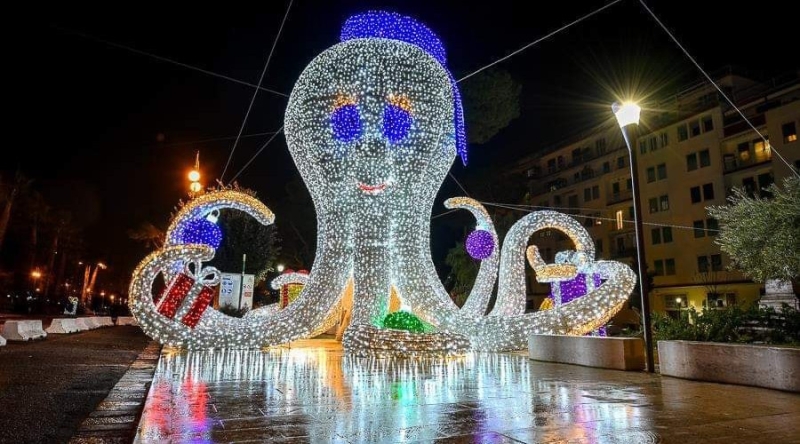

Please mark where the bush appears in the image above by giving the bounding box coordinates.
[218,304,249,318]
[653,304,800,345]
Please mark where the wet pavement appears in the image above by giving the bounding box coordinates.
[0,326,151,444]
[136,339,800,443]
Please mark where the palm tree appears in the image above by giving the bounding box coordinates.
[0,170,33,252]
[127,221,165,250]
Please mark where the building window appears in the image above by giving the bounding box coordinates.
[703,183,714,200]
[699,148,710,167]
[617,156,625,169]
[697,255,710,273]
[693,220,705,238]
[657,163,667,180]
[626,178,632,190]
[706,218,719,236]
[558,156,565,169]
[665,258,676,275]
[650,227,672,246]
[687,153,698,171]
[691,183,714,203]
[649,137,657,152]
[647,167,656,183]
[584,187,591,201]
[568,194,578,209]
[690,186,702,203]
[639,141,647,155]
[711,254,723,272]
[659,195,669,211]
[660,132,669,147]
[547,158,556,173]
[651,228,662,245]
[615,210,624,230]
[758,173,774,197]
[603,161,610,173]
[690,119,701,137]
[574,172,580,181]
[702,115,714,132]
[654,259,665,276]
[649,197,658,213]
[553,195,562,205]
[738,142,750,161]
[783,121,798,143]
[596,138,606,154]
[678,124,689,141]
[628,206,634,220]
[753,139,771,162]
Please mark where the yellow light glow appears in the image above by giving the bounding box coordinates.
[31,270,42,278]
[190,181,203,193]
[188,170,201,182]
[612,101,641,127]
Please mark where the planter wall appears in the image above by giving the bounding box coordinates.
[528,334,646,370]
[658,340,800,392]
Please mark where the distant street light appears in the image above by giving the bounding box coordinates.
[276,264,285,273]
[613,101,654,373]
[188,170,201,182]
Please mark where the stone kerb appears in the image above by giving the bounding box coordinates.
[1,320,48,341]
[658,340,800,392]
[46,318,79,334]
[528,334,646,371]
[116,316,138,326]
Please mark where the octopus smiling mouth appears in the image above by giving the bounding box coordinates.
[357,181,388,195]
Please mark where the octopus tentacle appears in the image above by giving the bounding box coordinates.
[444,197,499,318]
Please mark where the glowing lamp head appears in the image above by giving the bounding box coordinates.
[612,101,641,128]
[189,181,203,193]
[188,170,201,182]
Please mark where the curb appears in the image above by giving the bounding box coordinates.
[68,341,161,444]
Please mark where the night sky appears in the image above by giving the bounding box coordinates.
[9,0,797,283]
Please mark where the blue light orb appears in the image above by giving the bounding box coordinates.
[465,229,494,260]
[179,218,222,249]
[331,103,362,142]
[383,103,412,143]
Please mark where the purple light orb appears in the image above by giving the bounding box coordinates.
[465,230,494,260]
[179,218,223,250]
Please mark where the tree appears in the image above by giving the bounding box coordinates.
[207,208,281,283]
[445,241,478,307]
[460,68,522,145]
[0,170,33,253]
[127,221,165,250]
[707,177,800,282]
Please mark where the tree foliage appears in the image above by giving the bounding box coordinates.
[461,68,522,145]
[707,177,800,282]
[445,242,478,306]
[207,209,281,283]
[127,221,165,250]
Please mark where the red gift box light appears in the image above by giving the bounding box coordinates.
[155,264,220,329]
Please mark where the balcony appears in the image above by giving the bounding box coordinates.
[607,189,633,205]
[722,152,772,174]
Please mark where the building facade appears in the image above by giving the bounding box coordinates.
[509,71,800,316]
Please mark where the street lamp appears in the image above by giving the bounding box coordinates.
[276,264,285,273]
[612,101,655,373]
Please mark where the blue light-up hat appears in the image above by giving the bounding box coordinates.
[340,11,468,165]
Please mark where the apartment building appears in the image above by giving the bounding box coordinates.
[509,70,800,316]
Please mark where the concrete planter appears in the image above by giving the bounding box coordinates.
[528,334,646,370]
[658,340,800,392]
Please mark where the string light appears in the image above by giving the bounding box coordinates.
[176,218,223,249]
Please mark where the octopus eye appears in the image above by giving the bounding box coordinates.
[383,94,412,144]
[331,94,361,142]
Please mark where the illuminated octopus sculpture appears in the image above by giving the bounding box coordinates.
[129,11,636,356]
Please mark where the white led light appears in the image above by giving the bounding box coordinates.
[128,15,637,354]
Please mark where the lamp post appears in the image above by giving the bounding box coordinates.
[612,101,655,373]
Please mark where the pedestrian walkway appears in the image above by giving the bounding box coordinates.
[135,339,800,443]
[0,326,151,443]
